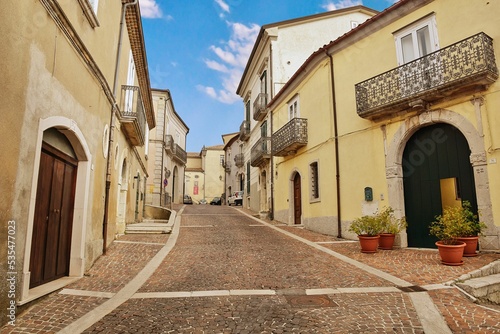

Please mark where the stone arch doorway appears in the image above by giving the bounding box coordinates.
[23,116,91,300]
[291,171,302,225]
[30,129,78,288]
[117,158,128,233]
[385,109,495,249]
[402,123,477,248]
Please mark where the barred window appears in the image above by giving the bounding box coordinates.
[310,161,319,201]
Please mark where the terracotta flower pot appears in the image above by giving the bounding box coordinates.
[378,233,396,250]
[435,241,466,266]
[456,236,479,257]
[358,235,380,253]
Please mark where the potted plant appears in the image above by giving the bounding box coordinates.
[455,201,486,257]
[429,201,481,265]
[378,207,407,250]
[349,215,383,253]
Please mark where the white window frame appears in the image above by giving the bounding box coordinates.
[287,95,300,121]
[88,0,99,14]
[394,14,439,66]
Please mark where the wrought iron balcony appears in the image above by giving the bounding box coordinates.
[250,137,271,167]
[355,32,498,119]
[239,120,250,141]
[120,85,146,146]
[165,134,174,155]
[253,93,268,121]
[172,143,187,164]
[234,153,244,168]
[272,118,308,156]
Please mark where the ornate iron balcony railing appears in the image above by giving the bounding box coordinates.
[253,93,268,121]
[234,153,244,168]
[272,118,308,156]
[172,143,187,164]
[120,85,146,146]
[355,32,498,119]
[250,137,271,167]
[239,120,250,141]
[165,134,174,155]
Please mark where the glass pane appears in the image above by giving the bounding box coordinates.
[401,34,415,63]
[417,26,431,57]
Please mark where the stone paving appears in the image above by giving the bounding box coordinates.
[2,204,500,333]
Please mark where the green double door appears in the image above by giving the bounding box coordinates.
[403,124,477,248]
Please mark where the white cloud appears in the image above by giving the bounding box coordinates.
[214,0,230,13]
[201,21,260,104]
[321,0,363,11]
[140,0,162,19]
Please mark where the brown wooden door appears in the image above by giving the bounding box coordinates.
[293,173,301,225]
[30,143,77,288]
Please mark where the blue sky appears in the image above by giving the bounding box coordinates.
[140,0,395,152]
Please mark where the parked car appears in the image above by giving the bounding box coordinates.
[228,191,243,206]
[210,197,221,205]
[183,195,193,204]
[199,198,207,205]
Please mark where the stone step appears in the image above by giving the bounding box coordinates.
[456,273,500,305]
[125,220,173,234]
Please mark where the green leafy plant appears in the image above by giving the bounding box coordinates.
[429,201,485,245]
[379,207,407,234]
[348,215,383,236]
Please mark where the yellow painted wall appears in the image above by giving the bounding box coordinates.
[332,0,500,225]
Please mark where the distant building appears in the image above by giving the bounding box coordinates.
[236,6,378,216]
[222,132,241,204]
[185,146,225,203]
[147,89,189,207]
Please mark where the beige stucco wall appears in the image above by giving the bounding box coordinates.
[0,0,151,321]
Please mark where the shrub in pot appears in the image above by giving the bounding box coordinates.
[429,201,483,265]
[455,201,486,257]
[349,215,383,253]
[378,207,407,250]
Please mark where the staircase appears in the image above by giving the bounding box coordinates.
[455,260,500,305]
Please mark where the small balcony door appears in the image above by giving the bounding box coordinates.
[394,16,440,97]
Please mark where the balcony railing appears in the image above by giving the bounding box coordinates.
[172,143,187,164]
[355,32,498,119]
[239,120,250,141]
[250,137,271,167]
[120,85,146,146]
[272,118,308,156]
[225,161,232,173]
[234,153,244,168]
[165,134,174,155]
[253,93,268,121]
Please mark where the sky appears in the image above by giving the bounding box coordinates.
[140,0,396,153]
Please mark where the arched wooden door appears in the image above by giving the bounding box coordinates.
[30,143,77,288]
[403,124,477,248]
[293,173,302,225]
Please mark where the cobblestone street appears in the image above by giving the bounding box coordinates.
[3,204,500,333]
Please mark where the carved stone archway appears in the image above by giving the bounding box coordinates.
[385,108,497,250]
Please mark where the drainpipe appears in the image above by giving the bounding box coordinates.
[269,43,275,220]
[103,0,138,255]
[325,50,342,238]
